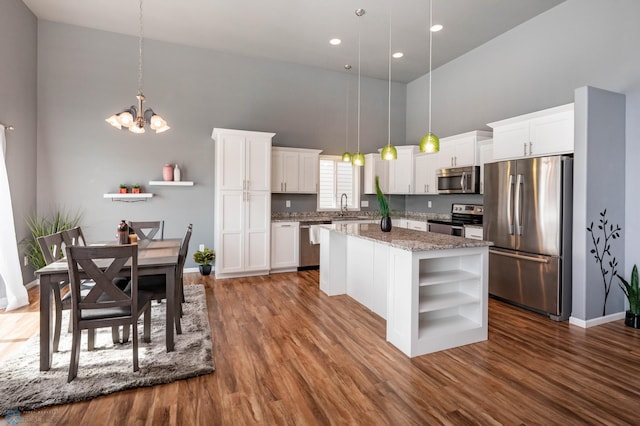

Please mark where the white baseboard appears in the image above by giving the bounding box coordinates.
[569,311,625,328]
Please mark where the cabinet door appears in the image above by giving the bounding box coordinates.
[271,150,284,193]
[246,137,271,191]
[298,152,318,193]
[388,151,414,194]
[452,136,477,167]
[492,121,530,161]
[414,153,439,194]
[364,154,389,194]
[217,191,244,275]
[244,191,270,272]
[271,222,299,269]
[217,133,246,191]
[529,109,574,156]
[281,151,299,192]
[406,220,427,231]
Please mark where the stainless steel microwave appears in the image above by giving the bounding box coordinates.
[437,166,480,194]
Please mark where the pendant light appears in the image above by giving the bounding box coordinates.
[419,0,439,153]
[341,66,352,162]
[351,8,366,167]
[106,0,169,134]
[381,3,398,161]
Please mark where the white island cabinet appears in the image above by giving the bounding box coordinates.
[319,223,491,357]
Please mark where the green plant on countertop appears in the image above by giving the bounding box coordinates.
[375,176,389,218]
[618,265,639,315]
[21,208,82,271]
[193,248,216,265]
[587,208,622,316]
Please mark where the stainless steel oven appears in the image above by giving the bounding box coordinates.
[437,166,480,194]
[427,204,483,237]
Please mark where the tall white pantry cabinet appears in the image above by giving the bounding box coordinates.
[212,128,275,278]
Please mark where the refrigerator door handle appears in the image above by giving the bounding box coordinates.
[515,173,523,235]
[490,248,550,264]
[507,174,514,234]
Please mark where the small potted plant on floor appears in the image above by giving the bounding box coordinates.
[617,264,640,328]
[193,247,215,276]
[119,184,128,194]
[375,176,392,232]
[132,184,141,194]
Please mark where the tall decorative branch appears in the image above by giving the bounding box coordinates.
[587,209,621,316]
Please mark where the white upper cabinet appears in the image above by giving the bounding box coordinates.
[271,147,322,193]
[414,152,439,195]
[488,103,574,161]
[437,131,493,169]
[478,139,493,195]
[216,129,272,191]
[364,153,389,194]
[388,145,420,194]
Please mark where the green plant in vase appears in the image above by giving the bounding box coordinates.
[22,209,82,270]
[375,176,392,232]
[193,247,215,276]
[617,264,640,328]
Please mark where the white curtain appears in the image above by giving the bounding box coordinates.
[0,125,28,310]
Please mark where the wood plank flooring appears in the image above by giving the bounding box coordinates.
[2,270,640,425]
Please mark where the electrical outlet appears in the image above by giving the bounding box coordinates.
[361,200,369,207]
[428,201,432,208]
[286,200,291,208]
[199,244,205,251]
[24,256,28,266]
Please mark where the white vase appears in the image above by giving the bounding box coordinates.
[173,164,181,181]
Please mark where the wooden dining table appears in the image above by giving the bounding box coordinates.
[35,238,181,371]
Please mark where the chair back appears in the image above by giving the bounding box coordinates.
[177,224,193,278]
[129,220,164,241]
[37,231,68,265]
[65,245,139,316]
[62,226,88,247]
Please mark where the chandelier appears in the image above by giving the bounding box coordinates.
[106,0,169,134]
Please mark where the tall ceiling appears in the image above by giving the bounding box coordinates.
[22,0,565,83]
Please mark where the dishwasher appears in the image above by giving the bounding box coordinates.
[298,221,331,270]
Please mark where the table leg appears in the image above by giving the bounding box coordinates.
[165,266,175,352]
[39,276,53,371]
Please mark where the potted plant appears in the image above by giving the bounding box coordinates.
[617,264,640,328]
[193,247,215,276]
[132,184,141,194]
[375,176,392,232]
[21,209,82,270]
[119,184,128,194]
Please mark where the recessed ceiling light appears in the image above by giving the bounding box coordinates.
[392,52,404,59]
[330,38,342,45]
[430,24,443,32]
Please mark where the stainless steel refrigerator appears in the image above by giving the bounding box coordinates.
[483,155,573,321]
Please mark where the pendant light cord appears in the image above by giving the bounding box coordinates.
[138,0,144,96]
[428,0,433,135]
[357,13,361,155]
[387,3,392,147]
[345,82,349,152]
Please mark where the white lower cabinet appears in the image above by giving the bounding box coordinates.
[270,222,299,271]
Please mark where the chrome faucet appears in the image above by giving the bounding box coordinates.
[340,193,348,216]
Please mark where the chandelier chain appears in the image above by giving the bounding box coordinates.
[138,0,144,95]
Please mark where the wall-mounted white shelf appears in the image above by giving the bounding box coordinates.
[148,181,194,186]
[103,193,154,202]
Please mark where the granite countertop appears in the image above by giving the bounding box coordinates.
[323,223,493,252]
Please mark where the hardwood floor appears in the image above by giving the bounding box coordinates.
[2,270,640,425]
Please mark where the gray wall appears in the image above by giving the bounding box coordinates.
[406,0,640,321]
[36,21,406,268]
[0,0,37,293]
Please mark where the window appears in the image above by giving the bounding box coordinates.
[317,155,360,211]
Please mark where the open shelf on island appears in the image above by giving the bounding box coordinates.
[148,181,194,186]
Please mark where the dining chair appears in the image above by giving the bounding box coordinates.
[128,220,164,241]
[37,231,72,353]
[136,224,192,336]
[65,244,153,382]
[61,226,87,247]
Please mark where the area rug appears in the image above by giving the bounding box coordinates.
[0,284,214,415]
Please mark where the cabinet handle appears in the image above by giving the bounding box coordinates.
[523,143,527,156]
[284,182,287,192]
[424,184,427,193]
[529,141,533,156]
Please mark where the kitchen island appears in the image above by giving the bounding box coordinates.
[319,223,493,357]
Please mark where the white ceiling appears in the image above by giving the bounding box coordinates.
[22,0,565,83]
